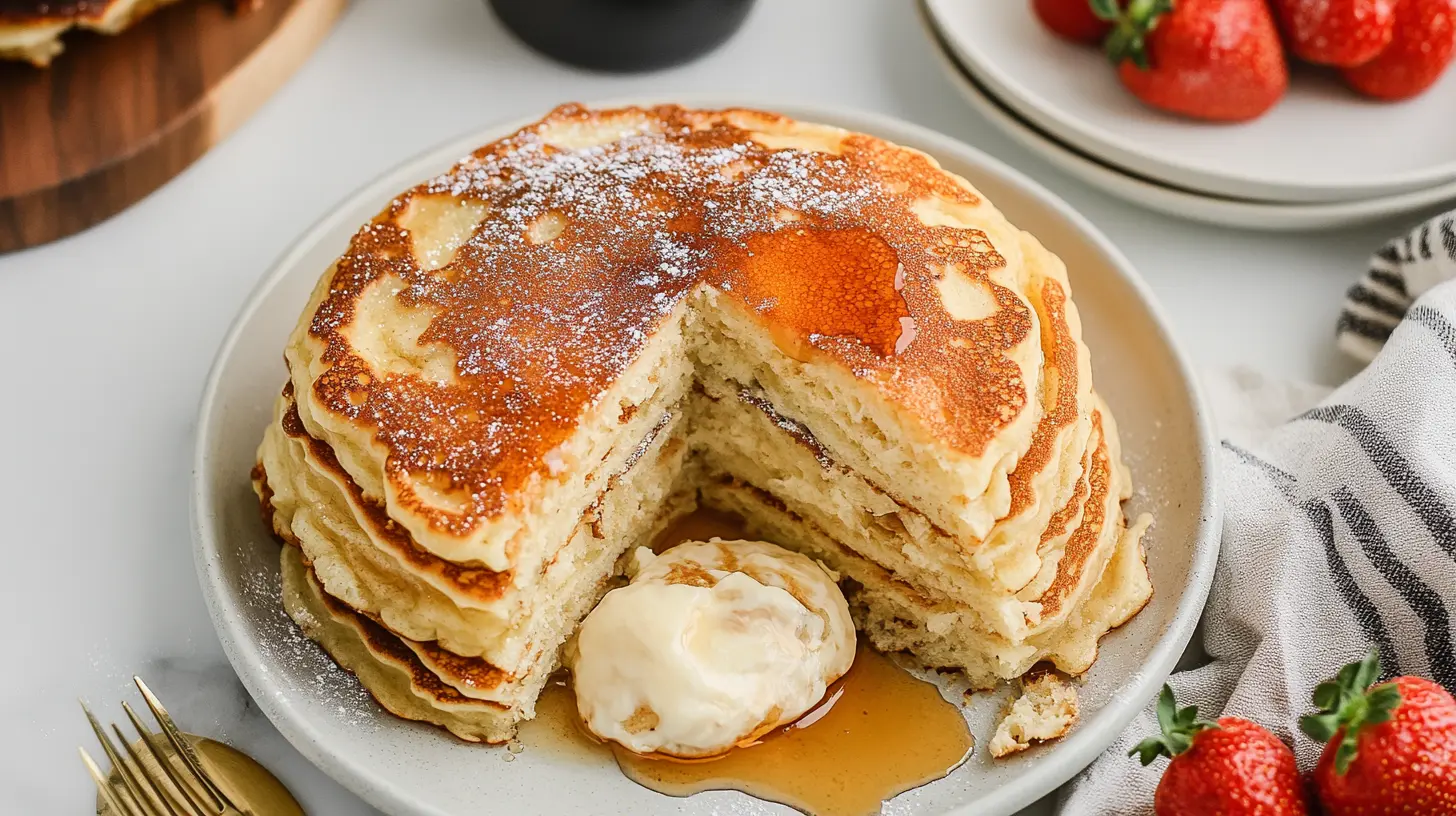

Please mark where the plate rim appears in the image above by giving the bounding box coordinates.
[191,98,1223,816]
[919,4,1456,231]
[923,0,1456,203]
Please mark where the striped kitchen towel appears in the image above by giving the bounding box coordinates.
[1338,209,1456,363]
[1060,277,1456,814]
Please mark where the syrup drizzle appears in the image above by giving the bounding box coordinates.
[649,507,751,551]
[303,105,1033,540]
[724,226,915,361]
[612,644,973,816]
[528,508,975,815]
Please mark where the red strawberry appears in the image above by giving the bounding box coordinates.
[1342,0,1456,101]
[1271,0,1397,67]
[1299,651,1456,815]
[1033,0,1115,44]
[1131,685,1311,815]
[1102,0,1289,122]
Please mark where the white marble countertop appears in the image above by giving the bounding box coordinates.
[0,0,1416,812]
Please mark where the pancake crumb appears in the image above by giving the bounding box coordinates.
[989,671,1079,758]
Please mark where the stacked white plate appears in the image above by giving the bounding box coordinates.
[921,0,1456,231]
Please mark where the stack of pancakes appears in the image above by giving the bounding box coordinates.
[0,0,185,65]
[256,104,1153,743]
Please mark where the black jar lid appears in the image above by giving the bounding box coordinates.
[488,0,757,73]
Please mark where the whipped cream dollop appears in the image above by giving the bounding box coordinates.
[568,539,856,758]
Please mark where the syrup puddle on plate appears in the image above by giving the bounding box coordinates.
[524,509,975,815]
[527,646,973,816]
[613,643,974,815]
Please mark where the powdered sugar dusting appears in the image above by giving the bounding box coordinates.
[300,103,1025,538]
[242,546,380,731]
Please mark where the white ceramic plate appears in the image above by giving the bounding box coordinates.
[924,0,1456,204]
[923,9,1456,232]
[192,101,1220,816]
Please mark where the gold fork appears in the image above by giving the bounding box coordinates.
[79,677,303,816]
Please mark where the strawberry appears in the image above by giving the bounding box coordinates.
[1299,650,1456,815]
[1100,0,1289,122]
[1270,0,1397,67]
[1341,0,1456,101]
[1131,685,1311,815]
[1033,0,1115,44]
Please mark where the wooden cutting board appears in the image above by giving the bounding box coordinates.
[0,0,348,253]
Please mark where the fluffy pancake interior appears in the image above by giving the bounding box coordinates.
[264,295,1149,731]
[262,393,696,681]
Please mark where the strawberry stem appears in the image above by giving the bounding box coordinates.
[1129,685,1218,766]
[1299,650,1402,775]
[1100,0,1174,71]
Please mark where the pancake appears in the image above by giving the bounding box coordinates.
[258,388,693,671]
[280,544,518,743]
[257,103,1152,740]
[283,104,1047,574]
[697,399,1144,690]
[0,0,183,65]
[989,671,1080,758]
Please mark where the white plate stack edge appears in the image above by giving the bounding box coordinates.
[920,0,1456,231]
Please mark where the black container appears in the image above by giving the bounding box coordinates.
[488,0,757,73]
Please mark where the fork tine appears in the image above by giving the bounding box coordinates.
[134,678,235,812]
[123,701,210,816]
[113,722,181,816]
[81,746,139,816]
[81,701,160,816]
